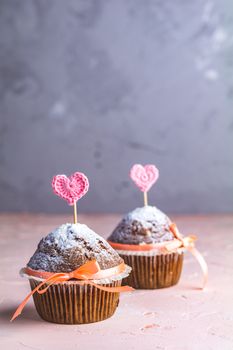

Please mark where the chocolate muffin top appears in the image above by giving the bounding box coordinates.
[27,223,123,272]
[108,206,174,245]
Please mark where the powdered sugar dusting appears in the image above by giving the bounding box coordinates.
[28,223,123,272]
[45,223,101,250]
[108,206,174,245]
[125,206,171,227]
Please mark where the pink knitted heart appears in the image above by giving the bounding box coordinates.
[52,172,89,205]
[130,164,159,192]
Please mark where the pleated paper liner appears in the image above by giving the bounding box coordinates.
[29,278,121,324]
[22,265,131,324]
[118,250,184,289]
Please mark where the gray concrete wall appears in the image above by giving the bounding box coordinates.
[0,0,233,214]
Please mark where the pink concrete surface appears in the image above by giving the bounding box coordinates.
[0,213,232,350]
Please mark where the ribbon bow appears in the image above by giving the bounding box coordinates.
[11,260,133,322]
[167,223,208,289]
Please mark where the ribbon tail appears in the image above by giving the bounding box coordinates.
[11,273,67,321]
[87,281,134,293]
[11,280,46,322]
[188,247,208,289]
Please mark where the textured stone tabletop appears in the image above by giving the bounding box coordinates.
[0,214,232,350]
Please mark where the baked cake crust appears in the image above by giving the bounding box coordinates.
[28,223,123,272]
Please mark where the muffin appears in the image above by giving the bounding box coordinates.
[108,206,183,289]
[13,223,132,324]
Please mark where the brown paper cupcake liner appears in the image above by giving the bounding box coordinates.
[29,278,122,324]
[119,251,183,289]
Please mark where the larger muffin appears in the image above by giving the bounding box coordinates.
[18,223,131,324]
[108,206,183,289]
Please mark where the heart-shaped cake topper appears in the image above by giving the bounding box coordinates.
[130,164,159,193]
[52,172,89,206]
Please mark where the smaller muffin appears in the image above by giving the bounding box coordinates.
[108,206,184,289]
[16,223,131,324]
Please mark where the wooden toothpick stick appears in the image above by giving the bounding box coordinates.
[73,201,77,224]
[143,192,148,206]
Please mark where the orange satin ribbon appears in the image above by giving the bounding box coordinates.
[11,260,134,322]
[108,223,208,289]
[168,223,208,289]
